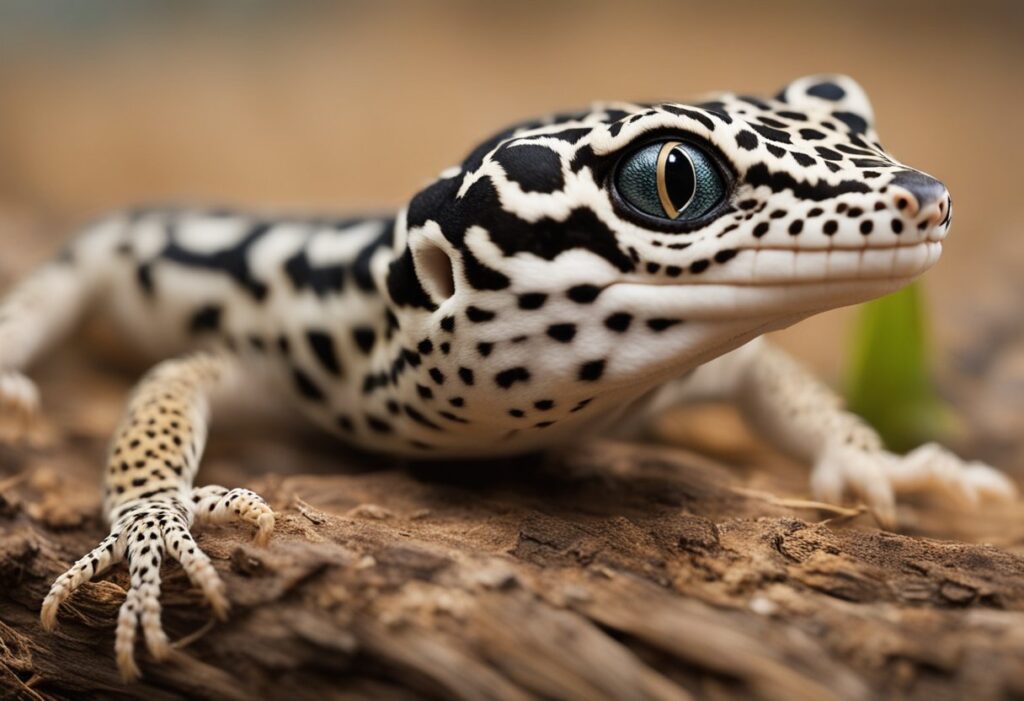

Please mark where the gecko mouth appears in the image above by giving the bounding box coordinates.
[643,239,942,287]
[603,240,940,320]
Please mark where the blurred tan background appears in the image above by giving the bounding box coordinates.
[0,0,1022,464]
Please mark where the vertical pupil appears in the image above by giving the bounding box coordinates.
[664,148,696,214]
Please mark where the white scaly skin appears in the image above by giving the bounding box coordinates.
[0,74,1014,679]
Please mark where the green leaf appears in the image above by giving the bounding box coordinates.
[845,283,953,452]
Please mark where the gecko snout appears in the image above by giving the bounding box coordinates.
[887,170,948,215]
[886,170,951,236]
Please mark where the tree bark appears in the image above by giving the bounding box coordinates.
[3,385,1024,701]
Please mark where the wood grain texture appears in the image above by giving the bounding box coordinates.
[3,420,1024,700]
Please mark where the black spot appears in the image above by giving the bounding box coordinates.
[137,264,155,295]
[493,143,565,194]
[823,220,839,235]
[788,220,804,236]
[284,248,345,297]
[462,249,511,291]
[578,360,605,382]
[449,397,465,407]
[814,147,844,162]
[694,101,734,123]
[429,368,446,385]
[534,400,555,411]
[188,305,222,334]
[807,81,846,101]
[661,105,716,130]
[891,219,904,234]
[440,315,456,333]
[544,127,591,144]
[366,416,392,433]
[546,324,577,343]
[791,152,816,167]
[860,220,873,235]
[852,159,892,169]
[458,367,475,385]
[417,339,434,355]
[417,384,434,400]
[386,246,436,311]
[509,409,525,418]
[306,331,342,376]
[438,410,468,424]
[337,415,354,432]
[690,259,710,274]
[495,367,531,389]
[836,144,877,157]
[162,221,275,301]
[570,144,600,173]
[753,222,770,238]
[799,128,826,141]
[604,313,633,332]
[518,293,548,310]
[647,318,681,331]
[292,369,326,402]
[751,124,792,145]
[477,342,494,357]
[567,284,602,304]
[833,111,868,135]
[714,249,739,263]
[666,266,682,277]
[404,405,441,431]
[735,130,759,150]
[466,306,496,323]
[352,325,376,352]
[646,262,661,274]
[745,163,870,201]
[766,144,786,159]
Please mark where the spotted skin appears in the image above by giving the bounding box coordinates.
[0,74,1015,679]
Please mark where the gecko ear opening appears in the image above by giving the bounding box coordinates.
[413,239,456,301]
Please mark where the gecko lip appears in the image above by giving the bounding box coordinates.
[630,240,941,288]
[598,240,940,321]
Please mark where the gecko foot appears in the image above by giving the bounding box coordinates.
[811,441,1018,529]
[41,499,235,681]
[191,485,276,545]
[0,370,40,443]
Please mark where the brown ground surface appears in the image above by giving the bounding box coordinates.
[2,3,1024,699]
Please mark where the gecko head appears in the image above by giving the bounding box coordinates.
[384,75,950,447]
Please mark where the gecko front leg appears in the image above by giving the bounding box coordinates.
[646,338,1017,527]
[40,352,274,680]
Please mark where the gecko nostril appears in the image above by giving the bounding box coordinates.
[888,170,948,216]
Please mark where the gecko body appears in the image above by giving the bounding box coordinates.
[0,74,1014,679]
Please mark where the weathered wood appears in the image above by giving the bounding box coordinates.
[3,389,1024,701]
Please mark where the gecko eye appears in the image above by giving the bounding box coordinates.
[614,141,726,222]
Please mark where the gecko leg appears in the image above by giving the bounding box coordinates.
[646,338,1018,528]
[40,352,274,680]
